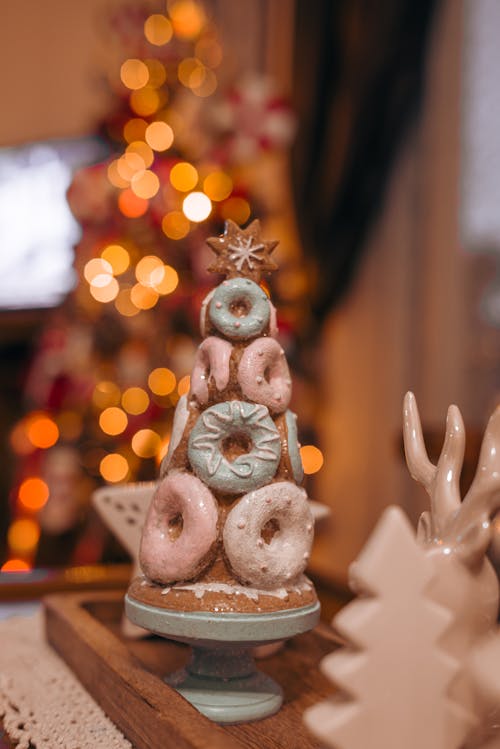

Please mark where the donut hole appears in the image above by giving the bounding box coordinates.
[261,518,280,544]
[229,297,250,318]
[264,366,272,383]
[168,512,184,540]
[221,431,253,461]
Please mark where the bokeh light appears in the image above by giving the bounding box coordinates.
[120,58,150,90]
[116,152,145,181]
[84,257,113,283]
[300,445,324,475]
[131,429,162,458]
[153,265,179,295]
[130,283,159,310]
[177,374,191,396]
[123,118,148,143]
[135,255,164,287]
[170,1,206,40]
[99,407,128,436]
[161,211,190,239]
[203,171,232,201]
[220,196,251,224]
[100,453,129,482]
[8,518,40,555]
[192,69,217,97]
[118,189,149,218]
[101,244,130,275]
[145,121,174,151]
[27,414,59,449]
[115,287,140,317]
[89,274,119,303]
[122,387,150,415]
[144,59,167,88]
[10,421,35,456]
[178,57,205,88]
[18,478,50,511]
[93,381,121,409]
[107,160,130,188]
[1,559,31,573]
[130,87,162,117]
[131,169,160,199]
[182,191,212,221]
[126,140,154,168]
[148,367,176,395]
[144,14,173,45]
[195,37,223,68]
[170,162,198,192]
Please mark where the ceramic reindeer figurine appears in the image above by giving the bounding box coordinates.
[304,392,500,749]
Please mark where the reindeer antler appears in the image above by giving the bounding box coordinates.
[403,392,500,565]
[403,391,464,539]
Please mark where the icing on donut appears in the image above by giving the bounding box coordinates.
[285,409,304,483]
[160,394,189,476]
[139,472,218,585]
[189,336,232,405]
[238,337,291,413]
[223,481,314,589]
[209,277,270,340]
[199,289,214,337]
[188,400,281,494]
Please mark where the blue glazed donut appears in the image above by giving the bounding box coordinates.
[285,410,304,483]
[209,278,270,340]
[188,400,281,494]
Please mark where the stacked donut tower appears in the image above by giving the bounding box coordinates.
[129,219,316,615]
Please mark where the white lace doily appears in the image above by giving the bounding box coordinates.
[0,610,131,749]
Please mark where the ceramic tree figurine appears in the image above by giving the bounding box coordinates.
[304,392,500,749]
[125,220,319,723]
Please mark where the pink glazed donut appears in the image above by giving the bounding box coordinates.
[237,337,291,413]
[139,472,218,585]
[189,336,232,405]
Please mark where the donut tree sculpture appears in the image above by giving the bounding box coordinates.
[125,220,319,722]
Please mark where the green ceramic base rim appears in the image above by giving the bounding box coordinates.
[125,593,321,645]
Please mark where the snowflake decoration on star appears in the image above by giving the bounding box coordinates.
[206,219,278,281]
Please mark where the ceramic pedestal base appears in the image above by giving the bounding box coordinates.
[125,594,320,724]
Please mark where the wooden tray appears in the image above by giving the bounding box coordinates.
[44,591,338,749]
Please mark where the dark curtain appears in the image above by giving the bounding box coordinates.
[291,0,440,323]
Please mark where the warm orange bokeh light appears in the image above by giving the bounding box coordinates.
[177,375,191,396]
[120,58,150,90]
[170,1,206,40]
[170,162,198,192]
[122,387,150,415]
[100,453,129,482]
[107,160,130,188]
[131,169,160,199]
[130,283,159,310]
[99,407,128,436]
[124,118,148,143]
[90,274,119,303]
[131,429,162,458]
[145,59,167,88]
[130,87,162,117]
[153,265,179,295]
[195,38,223,68]
[182,192,212,222]
[220,196,251,225]
[178,57,205,88]
[83,257,113,283]
[135,255,164,287]
[1,559,31,573]
[9,420,34,456]
[126,140,154,168]
[144,14,173,46]
[116,152,146,181]
[192,69,217,97]
[148,367,176,395]
[27,415,59,449]
[101,244,130,275]
[118,189,149,218]
[93,381,121,409]
[161,211,190,239]
[8,518,40,554]
[145,121,174,151]
[115,287,140,317]
[300,445,324,475]
[18,477,49,511]
[203,171,232,201]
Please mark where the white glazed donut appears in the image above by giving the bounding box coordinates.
[160,394,189,476]
[237,337,292,413]
[140,472,218,585]
[189,336,232,405]
[223,481,314,589]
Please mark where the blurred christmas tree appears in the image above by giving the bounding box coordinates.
[2,0,322,571]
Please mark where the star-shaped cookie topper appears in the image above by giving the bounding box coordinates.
[206,219,278,282]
